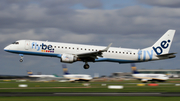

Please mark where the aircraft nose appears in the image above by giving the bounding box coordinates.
[4,45,10,51]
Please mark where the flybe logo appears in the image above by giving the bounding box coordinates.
[32,42,54,53]
[138,40,171,61]
[138,50,153,61]
[153,40,171,55]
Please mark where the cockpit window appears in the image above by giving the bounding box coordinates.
[12,42,19,44]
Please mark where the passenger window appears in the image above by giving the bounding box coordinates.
[58,46,60,48]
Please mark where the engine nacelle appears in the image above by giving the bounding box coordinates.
[61,54,77,63]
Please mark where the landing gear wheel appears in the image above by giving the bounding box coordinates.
[19,54,24,62]
[19,59,23,62]
[83,64,90,69]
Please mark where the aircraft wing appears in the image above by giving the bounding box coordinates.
[76,43,112,59]
[157,53,176,58]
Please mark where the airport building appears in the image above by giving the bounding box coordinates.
[112,72,132,78]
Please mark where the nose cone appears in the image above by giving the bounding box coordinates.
[4,45,10,51]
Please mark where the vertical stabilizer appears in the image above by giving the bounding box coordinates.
[131,63,139,74]
[62,64,70,75]
[143,30,175,55]
[27,70,33,75]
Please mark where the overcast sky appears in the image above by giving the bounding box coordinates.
[1,0,180,76]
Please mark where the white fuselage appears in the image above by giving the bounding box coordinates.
[4,40,162,63]
[28,75,56,78]
[132,74,169,81]
[63,74,92,81]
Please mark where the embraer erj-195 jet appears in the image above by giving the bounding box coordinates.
[27,70,56,78]
[131,63,169,82]
[4,30,176,69]
[62,64,92,82]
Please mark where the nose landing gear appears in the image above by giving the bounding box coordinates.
[19,54,23,62]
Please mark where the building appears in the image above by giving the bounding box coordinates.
[112,72,132,78]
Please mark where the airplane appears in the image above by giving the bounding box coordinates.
[27,70,56,78]
[131,63,169,82]
[4,29,176,69]
[62,64,92,82]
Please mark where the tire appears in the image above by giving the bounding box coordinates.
[19,59,23,62]
[83,64,89,69]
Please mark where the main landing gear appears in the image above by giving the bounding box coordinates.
[19,54,23,62]
[83,62,90,69]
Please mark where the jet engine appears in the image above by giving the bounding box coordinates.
[61,54,77,63]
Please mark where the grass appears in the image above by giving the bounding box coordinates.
[1,80,180,100]
[0,81,180,92]
[0,96,180,101]
[0,79,180,93]
[1,87,180,93]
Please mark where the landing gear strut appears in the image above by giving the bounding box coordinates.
[19,54,23,62]
[83,62,90,69]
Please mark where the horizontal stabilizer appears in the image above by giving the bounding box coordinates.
[157,53,176,58]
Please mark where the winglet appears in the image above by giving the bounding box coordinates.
[101,43,112,52]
